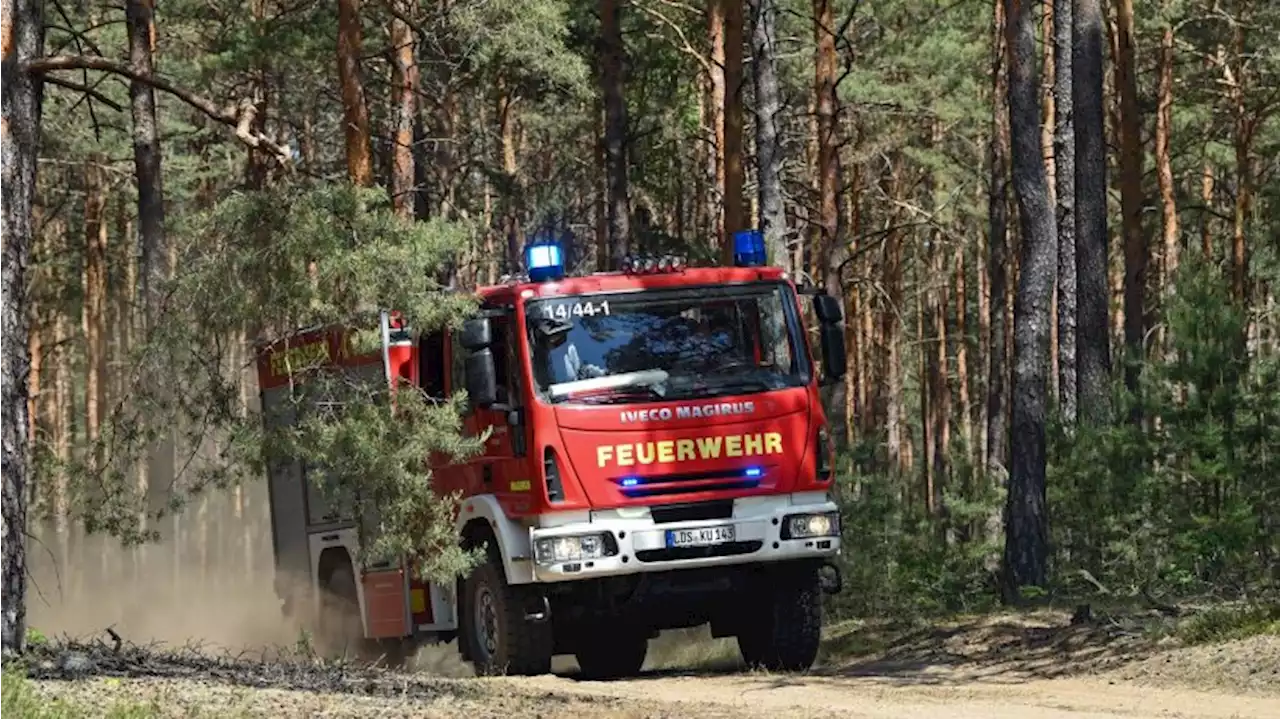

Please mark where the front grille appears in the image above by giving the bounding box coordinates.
[650,500,734,524]
[623,479,759,498]
[635,540,763,563]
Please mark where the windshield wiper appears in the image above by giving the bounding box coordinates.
[672,376,774,400]
[568,386,667,405]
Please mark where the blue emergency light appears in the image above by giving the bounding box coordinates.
[525,238,565,282]
[733,229,767,267]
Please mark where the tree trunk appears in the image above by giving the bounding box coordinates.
[1200,159,1214,260]
[83,158,109,470]
[1,0,44,656]
[750,0,785,269]
[707,1,726,248]
[955,241,974,467]
[1054,0,1076,425]
[496,77,523,273]
[125,0,165,325]
[1228,22,1252,308]
[986,0,1011,481]
[1151,12,1175,358]
[884,162,906,475]
[1113,0,1145,394]
[388,1,417,217]
[601,0,631,268]
[337,0,374,186]
[1073,0,1111,425]
[928,234,950,515]
[813,0,839,293]
[1003,0,1055,595]
[722,0,746,254]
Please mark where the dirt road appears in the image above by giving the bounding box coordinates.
[25,613,1280,718]
[28,657,1279,718]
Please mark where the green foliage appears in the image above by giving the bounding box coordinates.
[1048,256,1280,599]
[31,182,482,586]
[269,373,485,583]
[1,668,162,719]
[828,463,1003,619]
[1174,603,1280,645]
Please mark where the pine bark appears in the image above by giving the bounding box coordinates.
[1114,0,1145,393]
[707,1,726,247]
[1073,0,1111,425]
[955,242,974,466]
[1154,13,1177,352]
[83,158,109,470]
[2,0,44,656]
[337,0,374,186]
[813,0,839,294]
[601,0,631,268]
[986,0,1011,479]
[1228,23,1252,308]
[1003,0,1055,594]
[750,0,785,269]
[1054,0,1076,424]
[125,0,165,324]
[722,0,746,252]
[388,1,418,217]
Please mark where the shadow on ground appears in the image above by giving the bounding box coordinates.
[560,609,1167,687]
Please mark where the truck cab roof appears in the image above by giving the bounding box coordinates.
[475,266,795,305]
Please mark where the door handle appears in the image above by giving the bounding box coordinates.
[482,465,493,487]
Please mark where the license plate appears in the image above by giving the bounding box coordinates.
[666,525,736,548]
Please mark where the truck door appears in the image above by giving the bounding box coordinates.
[355,313,415,640]
[451,309,531,509]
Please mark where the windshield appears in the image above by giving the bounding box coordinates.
[525,283,809,405]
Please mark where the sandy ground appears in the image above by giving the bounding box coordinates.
[22,537,1279,717]
[25,615,1280,718]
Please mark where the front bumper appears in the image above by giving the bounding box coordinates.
[527,492,841,583]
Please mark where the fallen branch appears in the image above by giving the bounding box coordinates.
[25,54,293,166]
[1077,569,1113,596]
[1141,585,1182,617]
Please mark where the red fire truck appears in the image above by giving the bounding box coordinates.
[257,230,847,678]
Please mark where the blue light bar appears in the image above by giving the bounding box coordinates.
[733,229,767,267]
[744,467,763,478]
[524,239,565,282]
[620,477,640,487]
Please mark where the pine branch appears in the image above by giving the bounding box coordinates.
[42,75,123,112]
[25,54,293,167]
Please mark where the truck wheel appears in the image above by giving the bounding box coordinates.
[737,566,822,672]
[575,632,647,680]
[462,552,552,676]
[319,563,366,660]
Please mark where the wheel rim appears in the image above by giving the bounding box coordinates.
[473,583,499,660]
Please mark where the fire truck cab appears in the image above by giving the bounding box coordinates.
[258,230,847,678]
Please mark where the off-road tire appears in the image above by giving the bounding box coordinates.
[575,632,648,680]
[737,566,822,672]
[319,563,367,660]
[461,549,553,676]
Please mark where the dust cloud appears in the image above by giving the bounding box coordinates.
[25,484,305,655]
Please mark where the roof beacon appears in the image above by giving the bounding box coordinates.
[525,237,566,282]
[733,228,767,267]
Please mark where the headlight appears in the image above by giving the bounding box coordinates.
[782,512,840,540]
[533,533,617,565]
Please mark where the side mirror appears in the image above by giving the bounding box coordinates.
[818,323,847,385]
[465,348,498,409]
[460,317,492,351]
[813,293,843,324]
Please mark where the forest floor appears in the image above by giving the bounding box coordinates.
[13,607,1280,718]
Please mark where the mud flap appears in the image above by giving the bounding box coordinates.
[819,562,843,595]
